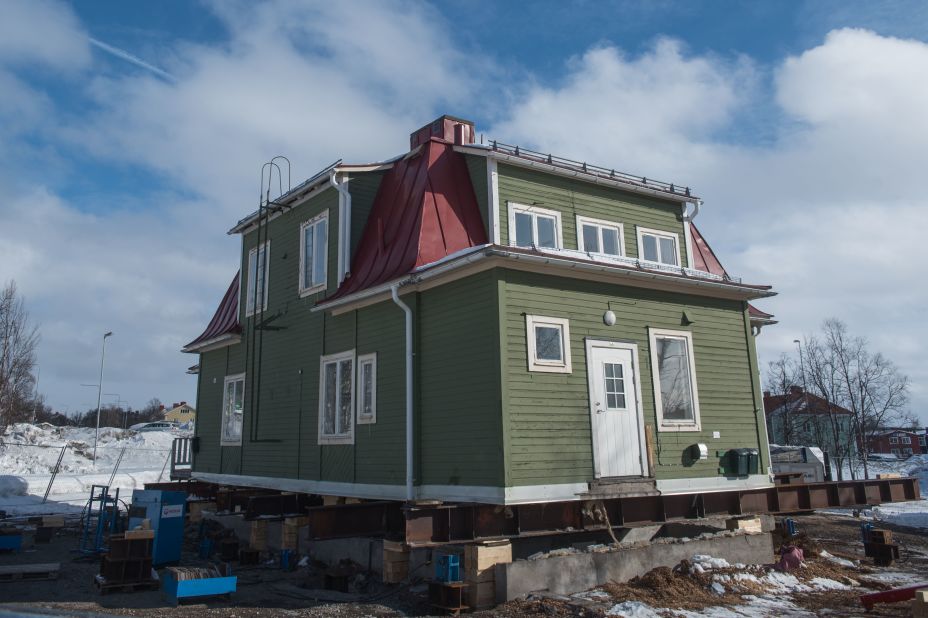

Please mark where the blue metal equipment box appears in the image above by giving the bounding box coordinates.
[128,489,186,566]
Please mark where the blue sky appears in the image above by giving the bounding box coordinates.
[1,0,927,423]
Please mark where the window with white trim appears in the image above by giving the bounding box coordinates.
[901,436,912,444]
[299,211,328,295]
[525,315,572,373]
[577,216,624,256]
[245,242,270,316]
[318,351,354,444]
[220,373,245,445]
[508,203,563,249]
[648,328,701,431]
[357,353,377,424]
[637,227,680,266]
[903,447,913,455]
[890,436,899,444]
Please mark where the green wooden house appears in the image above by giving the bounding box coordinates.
[184,116,776,504]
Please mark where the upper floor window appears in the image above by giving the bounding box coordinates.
[508,203,562,250]
[245,242,270,316]
[221,373,245,446]
[576,216,624,256]
[637,227,680,267]
[319,351,354,444]
[300,211,328,296]
[648,328,701,432]
[890,436,899,444]
[902,436,912,444]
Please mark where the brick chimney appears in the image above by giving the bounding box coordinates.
[410,115,475,150]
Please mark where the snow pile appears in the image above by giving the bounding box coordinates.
[691,554,731,573]
[0,423,179,514]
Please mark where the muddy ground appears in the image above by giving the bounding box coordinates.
[0,511,925,617]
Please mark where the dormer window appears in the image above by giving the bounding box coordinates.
[637,227,680,266]
[508,203,562,249]
[299,211,328,296]
[577,216,624,256]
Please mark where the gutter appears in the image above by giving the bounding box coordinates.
[329,170,352,283]
[391,284,415,502]
[453,144,699,205]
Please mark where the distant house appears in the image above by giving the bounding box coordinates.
[763,387,854,457]
[164,401,196,424]
[867,429,926,458]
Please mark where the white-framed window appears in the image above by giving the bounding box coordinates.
[245,241,270,316]
[357,353,377,425]
[525,315,572,373]
[636,227,680,267]
[648,328,701,432]
[902,436,912,444]
[919,436,926,447]
[903,447,913,455]
[508,203,563,250]
[299,211,328,296]
[220,373,245,446]
[890,436,899,444]
[576,215,624,256]
[318,350,355,444]
[892,448,900,456]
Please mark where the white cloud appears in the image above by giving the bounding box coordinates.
[0,0,90,69]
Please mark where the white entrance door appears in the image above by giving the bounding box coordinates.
[586,340,646,478]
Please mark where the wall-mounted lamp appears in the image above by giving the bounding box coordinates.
[603,302,616,326]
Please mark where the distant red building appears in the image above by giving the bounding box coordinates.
[866,429,927,458]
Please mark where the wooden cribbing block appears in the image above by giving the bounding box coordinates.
[870,529,893,544]
[726,517,763,533]
[124,529,155,540]
[912,590,928,618]
[249,520,267,551]
[464,540,512,583]
[382,541,409,584]
[466,579,496,610]
[187,502,215,522]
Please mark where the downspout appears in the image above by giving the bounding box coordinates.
[329,171,352,283]
[391,283,415,502]
[682,199,702,269]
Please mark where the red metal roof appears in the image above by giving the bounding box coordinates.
[184,273,241,351]
[690,224,774,321]
[327,138,488,300]
[689,223,728,277]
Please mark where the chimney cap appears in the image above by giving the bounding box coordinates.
[410,115,475,149]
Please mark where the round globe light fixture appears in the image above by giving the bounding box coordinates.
[603,310,616,326]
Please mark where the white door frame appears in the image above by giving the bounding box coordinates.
[585,338,649,479]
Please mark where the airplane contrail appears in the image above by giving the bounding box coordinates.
[89,37,176,82]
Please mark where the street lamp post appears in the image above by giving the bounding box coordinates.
[93,332,113,462]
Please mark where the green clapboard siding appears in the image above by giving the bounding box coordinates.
[496,163,690,267]
[191,171,409,487]
[418,270,505,487]
[501,269,763,486]
[464,154,489,232]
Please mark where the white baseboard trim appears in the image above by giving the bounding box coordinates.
[191,472,589,505]
[192,472,773,504]
[656,474,774,495]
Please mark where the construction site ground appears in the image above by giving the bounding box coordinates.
[0,511,926,617]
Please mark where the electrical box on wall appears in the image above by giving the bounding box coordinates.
[718,448,760,477]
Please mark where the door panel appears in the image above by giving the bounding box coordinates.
[587,342,646,478]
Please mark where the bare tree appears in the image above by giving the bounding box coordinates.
[801,319,911,480]
[0,281,39,427]
[764,354,800,445]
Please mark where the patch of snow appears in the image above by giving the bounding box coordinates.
[572,590,612,600]
[606,601,663,617]
[691,555,731,571]
[807,577,849,591]
[819,550,856,569]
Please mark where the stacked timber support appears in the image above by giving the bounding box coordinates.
[281,516,309,551]
[382,540,409,583]
[464,540,511,610]
[249,520,267,551]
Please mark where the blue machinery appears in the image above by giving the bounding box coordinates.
[78,484,121,556]
[128,489,186,566]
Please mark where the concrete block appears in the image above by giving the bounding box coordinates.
[497,530,774,601]
[618,525,662,544]
[467,580,496,610]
